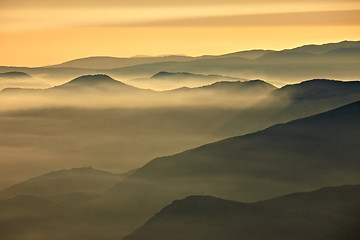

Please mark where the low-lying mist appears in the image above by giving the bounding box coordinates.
[1,76,359,191]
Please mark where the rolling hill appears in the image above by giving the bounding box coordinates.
[130,71,246,90]
[0,167,126,200]
[0,40,359,84]
[111,100,360,205]
[1,100,359,239]
[124,185,360,240]
[0,71,32,79]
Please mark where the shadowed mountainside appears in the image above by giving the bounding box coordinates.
[0,79,359,191]
[124,185,360,240]
[0,101,359,240]
[109,100,360,216]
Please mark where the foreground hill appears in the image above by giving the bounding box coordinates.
[124,185,360,240]
[0,101,359,239]
[111,100,360,204]
[0,167,126,200]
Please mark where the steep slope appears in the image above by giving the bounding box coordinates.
[112,101,360,203]
[0,167,125,200]
[124,185,360,240]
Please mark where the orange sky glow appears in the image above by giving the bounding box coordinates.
[0,0,359,66]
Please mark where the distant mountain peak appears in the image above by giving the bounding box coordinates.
[275,79,360,100]
[53,74,139,91]
[65,74,121,85]
[0,71,32,79]
[151,71,193,78]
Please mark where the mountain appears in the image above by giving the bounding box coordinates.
[273,79,360,100]
[216,49,273,59]
[48,50,272,70]
[0,71,32,79]
[258,40,360,61]
[52,74,140,92]
[169,80,276,94]
[48,55,194,69]
[288,40,360,54]
[323,47,360,61]
[130,71,246,90]
[1,101,359,240]
[150,71,241,80]
[1,74,145,94]
[0,167,125,200]
[124,185,360,240]
[0,71,50,90]
[111,100,360,203]
[0,40,358,84]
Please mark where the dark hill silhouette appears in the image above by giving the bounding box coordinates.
[53,74,139,91]
[274,79,360,100]
[169,80,276,95]
[130,71,246,90]
[111,101,360,204]
[1,102,359,240]
[0,71,32,79]
[149,71,242,81]
[124,185,360,240]
[216,79,360,136]
[0,74,147,94]
[0,167,125,200]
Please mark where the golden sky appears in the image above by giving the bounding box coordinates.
[0,0,359,66]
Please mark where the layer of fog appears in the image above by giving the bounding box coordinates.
[0,77,359,191]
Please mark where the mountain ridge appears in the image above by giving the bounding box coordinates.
[124,184,360,240]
